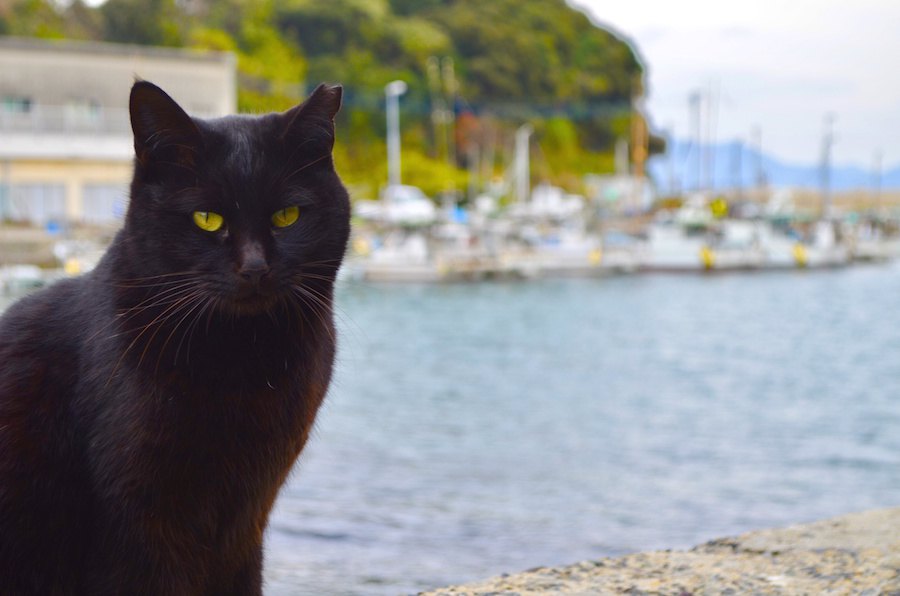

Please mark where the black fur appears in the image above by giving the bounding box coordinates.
[0,81,350,595]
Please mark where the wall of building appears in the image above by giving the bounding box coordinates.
[0,36,236,118]
[1,159,133,225]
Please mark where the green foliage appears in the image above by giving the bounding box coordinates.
[189,1,307,113]
[101,0,184,46]
[3,0,66,38]
[541,117,580,163]
[387,0,448,17]
[61,1,104,41]
[399,150,469,198]
[424,0,640,104]
[2,0,647,198]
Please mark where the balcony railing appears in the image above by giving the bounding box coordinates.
[0,105,131,136]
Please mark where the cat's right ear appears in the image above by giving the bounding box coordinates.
[280,83,342,154]
[129,81,202,169]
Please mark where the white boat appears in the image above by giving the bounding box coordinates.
[0,264,46,295]
[354,185,437,227]
[642,217,850,272]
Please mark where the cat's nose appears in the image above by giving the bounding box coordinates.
[239,261,270,285]
[237,241,270,285]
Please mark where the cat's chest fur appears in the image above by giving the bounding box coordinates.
[83,287,330,492]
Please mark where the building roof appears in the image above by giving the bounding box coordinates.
[0,35,234,66]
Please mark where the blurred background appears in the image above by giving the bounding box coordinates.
[0,1,898,594]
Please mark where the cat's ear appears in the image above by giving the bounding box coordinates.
[129,81,202,168]
[281,83,342,154]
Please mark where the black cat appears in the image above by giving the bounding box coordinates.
[0,81,350,594]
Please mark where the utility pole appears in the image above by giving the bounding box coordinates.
[751,125,764,201]
[819,113,835,218]
[730,141,742,200]
[705,82,719,192]
[426,56,442,160]
[441,57,457,167]
[514,124,533,204]
[873,149,883,215]
[689,91,702,191]
[665,125,678,197]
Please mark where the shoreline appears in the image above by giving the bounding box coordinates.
[422,507,900,595]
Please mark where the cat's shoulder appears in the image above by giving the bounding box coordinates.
[0,274,103,344]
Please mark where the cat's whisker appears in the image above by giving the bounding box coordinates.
[156,289,211,374]
[117,282,204,312]
[106,291,203,386]
[293,281,332,311]
[86,279,202,343]
[88,284,198,343]
[280,154,329,183]
[299,258,343,269]
[294,273,337,284]
[132,293,198,355]
[114,270,203,285]
[289,285,337,345]
[204,297,219,335]
[178,295,217,365]
[115,278,202,290]
[289,271,354,323]
[108,286,206,336]
[275,139,318,185]
[136,293,202,371]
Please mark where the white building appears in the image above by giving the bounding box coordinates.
[0,36,236,226]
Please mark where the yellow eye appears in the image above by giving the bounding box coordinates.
[272,206,299,228]
[193,211,224,232]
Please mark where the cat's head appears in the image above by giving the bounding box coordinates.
[122,81,350,317]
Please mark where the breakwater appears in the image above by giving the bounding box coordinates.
[423,507,900,594]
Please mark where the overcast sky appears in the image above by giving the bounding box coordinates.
[569,0,900,169]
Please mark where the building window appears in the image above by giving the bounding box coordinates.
[5,184,66,226]
[65,98,102,130]
[2,96,33,114]
[82,184,127,224]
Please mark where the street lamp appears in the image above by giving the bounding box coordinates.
[514,124,533,204]
[385,80,408,190]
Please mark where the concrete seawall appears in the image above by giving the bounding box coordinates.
[422,507,900,595]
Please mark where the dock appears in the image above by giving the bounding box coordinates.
[422,507,900,594]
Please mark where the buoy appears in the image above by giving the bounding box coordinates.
[64,258,81,276]
[710,197,728,219]
[793,243,808,268]
[352,237,371,257]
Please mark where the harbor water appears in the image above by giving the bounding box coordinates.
[3,265,899,594]
[265,264,900,594]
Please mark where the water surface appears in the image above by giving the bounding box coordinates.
[4,265,899,595]
[265,265,900,594]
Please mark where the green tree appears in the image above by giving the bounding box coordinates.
[3,0,66,38]
[101,0,184,46]
[190,0,308,112]
[0,0,653,196]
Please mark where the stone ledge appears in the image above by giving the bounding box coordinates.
[422,507,900,595]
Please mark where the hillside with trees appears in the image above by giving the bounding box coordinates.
[0,0,653,200]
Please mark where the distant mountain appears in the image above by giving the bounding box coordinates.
[647,139,900,193]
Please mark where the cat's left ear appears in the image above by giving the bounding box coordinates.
[281,83,342,154]
[130,80,202,169]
